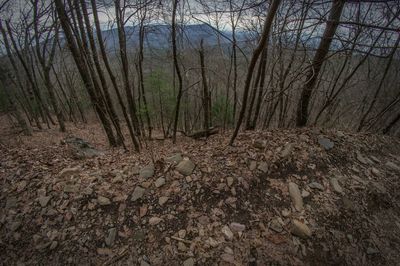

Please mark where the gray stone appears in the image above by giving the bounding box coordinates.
[257,162,268,173]
[318,137,334,150]
[226,177,234,187]
[38,196,51,207]
[140,164,155,179]
[288,182,303,211]
[269,219,283,233]
[253,140,266,149]
[140,260,151,266]
[366,247,380,255]
[221,225,234,241]
[330,178,343,193]
[63,185,78,193]
[49,241,58,250]
[371,167,380,176]
[291,220,312,239]
[386,161,400,172]
[158,196,169,206]
[308,182,324,191]
[166,153,183,164]
[154,177,166,188]
[176,160,195,176]
[249,161,257,171]
[336,131,345,138]
[133,230,146,241]
[301,189,310,198]
[105,228,117,246]
[98,196,111,206]
[131,186,146,201]
[6,197,17,209]
[183,258,195,266]
[63,137,103,158]
[59,167,81,178]
[281,143,294,158]
[229,222,245,232]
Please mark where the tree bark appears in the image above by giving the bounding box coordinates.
[229,0,281,145]
[296,0,345,127]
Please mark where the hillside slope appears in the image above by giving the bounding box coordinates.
[0,123,400,265]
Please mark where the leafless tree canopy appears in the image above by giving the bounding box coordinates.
[0,0,399,147]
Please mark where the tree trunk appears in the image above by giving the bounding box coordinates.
[296,0,345,127]
[199,39,210,131]
[171,0,184,143]
[229,0,281,145]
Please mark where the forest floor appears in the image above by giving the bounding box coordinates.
[1,116,400,266]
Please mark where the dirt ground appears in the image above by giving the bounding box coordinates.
[1,118,400,265]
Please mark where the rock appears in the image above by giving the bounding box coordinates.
[330,178,343,193]
[249,161,257,171]
[59,167,81,178]
[49,241,58,250]
[158,196,169,206]
[208,237,219,247]
[370,155,381,163]
[371,167,380,176]
[140,164,155,179]
[221,253,235,263]
[166,153,183,164]
[336,131,345,138]
[221,225,234,240]
[230,222,245,232]
[301,189,310,198]
[176,160,195,176]
[131,186,146,201]
[226,177,234,187]
[183,258,195,266]
[386,161,400,172]
[318,137,334,150]
[63,137,103,158]
[98,196,111,206]
[6,197,17,209]
[288,182,303,211]
[133,230,146,241]
[178,229,187,238]
[291,220,312,239]
[17,180,27,192]
[281,143,294,158]
[270,219,283,233]
[198,215,210,225]
[154,177,166,188]
[38,196,51,207]
[257,162,268,173]
[140,205,148,217]
[342,197,357,211]
[112,175,124,183]
[63,185,78,193]
[140,260,151,266]
[178,242,187,251]
[149,217,163,225]
[281,208,291,217]
[105,228,117,246]
[308,182,324,191]
[366,247,380,255]
[253,140,266,149]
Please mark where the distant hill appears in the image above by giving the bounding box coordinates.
[99,23,247,52]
